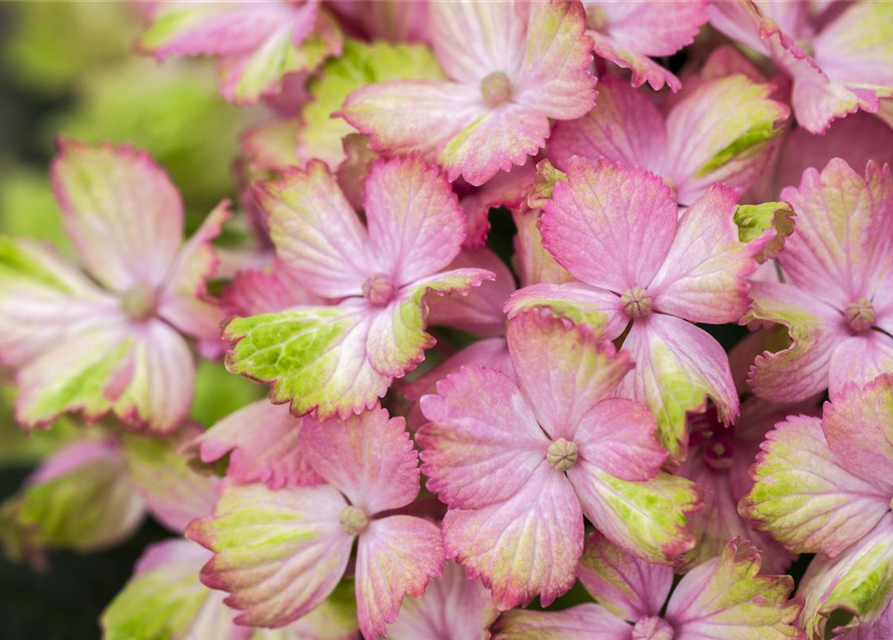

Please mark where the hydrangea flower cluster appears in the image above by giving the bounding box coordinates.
[1,1,893,639]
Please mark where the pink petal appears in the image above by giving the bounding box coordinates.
[589,0,708,58]
[491,603,632,640]
[184,399,323,490]
[665,538,801,639]
[418,365,548,510]
[822,374,893,489]
[507,310,633,441]
[300,407,420,515]
[460,162,536,249]
[779,158,893,309]
[355,516,445,640]
[504,283,627,341]
[51,138,183,292]
[541,157,677,293]
[222,259,324,317]
[590,33,682,92]
[512,208,575,288]
[186,481,353,627]
[386,561,499,640]
[156,201,229,341]
[741,415,892,558]
[649,184,756,324]
[577,531,673,620]
[257,161,374,299]
[828,333,893,399]
[443,462,584,609]
[364,155,465,286]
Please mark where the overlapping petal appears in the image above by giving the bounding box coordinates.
[491,603,632,640]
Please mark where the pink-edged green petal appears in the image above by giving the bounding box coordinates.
[156,201,229,341]
[491,603,632,640]
[577,531,673,620]
[822,374,893,490]
[734,201,796,265]
[744,280,850,403]
[363,155,464,285]
[649,184,756,324]
[665,538,801,640]
[779,158,893,308]
[507,310,633,441]
[740,415,891,558]
[355,516,444,640]
[504,282,628,341]
[418,366,548,510]
[300,407,419,515]
[386,561,499,640]
[259,160,373,299]
[798,514,893,640]
[443,462,584,610]
[51,137,183,292]
[186,481,353,627]
[567,464,701,565]
[619,315,739,460]
[541,157,677,293]
[185,400,322,490]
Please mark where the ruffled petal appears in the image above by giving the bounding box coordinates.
[442,463,584,609]
[740,416,892,558]
[589,33,682,92]
[648,184,756,324]
[540,157,677,292]
[186,481,353,627]
[504,283,627,341]
[577,531,673,620]
[355,516,444,640]
[491,603,632,640]
[828,333,893,399]
[665,538,801,640]
[51,138,183,292]
[300,407,420,515]
[460,163,536,249]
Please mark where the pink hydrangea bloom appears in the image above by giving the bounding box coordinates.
[340,0,597,186]
[709,0,893,133]
[0,139,228,433]
[492,534,803,640]
[582,0,708,92]
[742,374,893,638]
[507,157,758,458]
[137,0,342,104]
[418,311,700,609]
[744,158,893,403]
[186,407,444,639]
[222,155,494,419]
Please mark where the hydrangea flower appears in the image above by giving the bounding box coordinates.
[137,0,343,104]
[186,407,445,639]
[548,73,790,205]
[0,139,228,432]
[582,0,708,92]
[507,157,759,458]
[340,0,597,185]
[708,0,893,133]
[491,534,802,640]
[222,155,494,419]
[741,374,893,637]
[744,158,893,403]
[418,311,701,609]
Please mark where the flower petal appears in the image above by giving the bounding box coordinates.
[505,283,627,341]
[576,531,673,621]
[222,259,324,318]
[828,333,893,400]
[491,603,632,640]
[51,137,183,292]
[186,481,353,627]
[740,415,892,558]
[443,462,584,609]
[364,155,464,285]
[355,516,444,640]
[300,407,419,515]
[648,183,756,324]
[541,157,677,293]
[665,538,801,640]
[590,33,682,92]
[507,310,633,441]
[512,206,574,288]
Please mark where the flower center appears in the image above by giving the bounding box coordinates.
[844,298,876,332]
[362,273,396,306]
[632,616,674,640]
[480,71,512,107]
[621,287,653,319]
[546,438,578,472]
[339,505,369,536]
[120,284,156,321]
